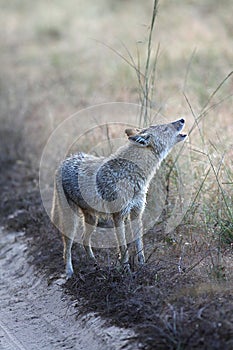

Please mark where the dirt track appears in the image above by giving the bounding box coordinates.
[0,160,233,350]
[0,228,135,350]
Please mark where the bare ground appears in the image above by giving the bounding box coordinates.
[0,162,136,350]
[0,158,233,350]
[0,229,135,350]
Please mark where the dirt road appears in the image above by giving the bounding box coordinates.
[0,228,135,350]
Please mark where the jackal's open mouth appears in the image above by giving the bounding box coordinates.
[176,119,187,140]
[179,133,187,138]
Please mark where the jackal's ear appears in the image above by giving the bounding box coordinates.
[125,128,141,137]
[128,133,151,147]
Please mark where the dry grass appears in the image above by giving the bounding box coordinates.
[0,0,233,349]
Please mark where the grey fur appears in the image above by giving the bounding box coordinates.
[51,119,187,278]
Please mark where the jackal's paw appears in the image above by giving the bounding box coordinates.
[138,253,145,265]
[122,262,131,275]
[90,254,97,261]
[66,266,74,280]
[84,247,96,261]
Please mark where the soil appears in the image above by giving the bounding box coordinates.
[0,162,136,350]
[0,158,233,350]
[0,232,136,350]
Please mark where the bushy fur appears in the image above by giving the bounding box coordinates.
[51,119,187,278]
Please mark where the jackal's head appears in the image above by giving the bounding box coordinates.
[126,119,187,159]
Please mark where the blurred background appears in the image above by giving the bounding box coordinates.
[1,0,232,165]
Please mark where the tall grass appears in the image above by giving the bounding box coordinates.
[110,0,233,278]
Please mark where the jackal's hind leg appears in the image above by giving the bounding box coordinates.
[62,211,80,279]
[63,234,74,279]
[82,211,98,260]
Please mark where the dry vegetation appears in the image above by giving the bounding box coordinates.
[0,0,233,349]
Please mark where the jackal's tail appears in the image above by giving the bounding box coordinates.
[51,166,70,229]
[51,168,61,226]
[51,166,77,236]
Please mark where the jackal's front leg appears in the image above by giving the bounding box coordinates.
[130,210,145,265]
[113,214,129,269]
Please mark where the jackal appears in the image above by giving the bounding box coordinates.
[51,119,187,278]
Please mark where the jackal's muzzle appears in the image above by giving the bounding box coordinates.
[172,118,187,142]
